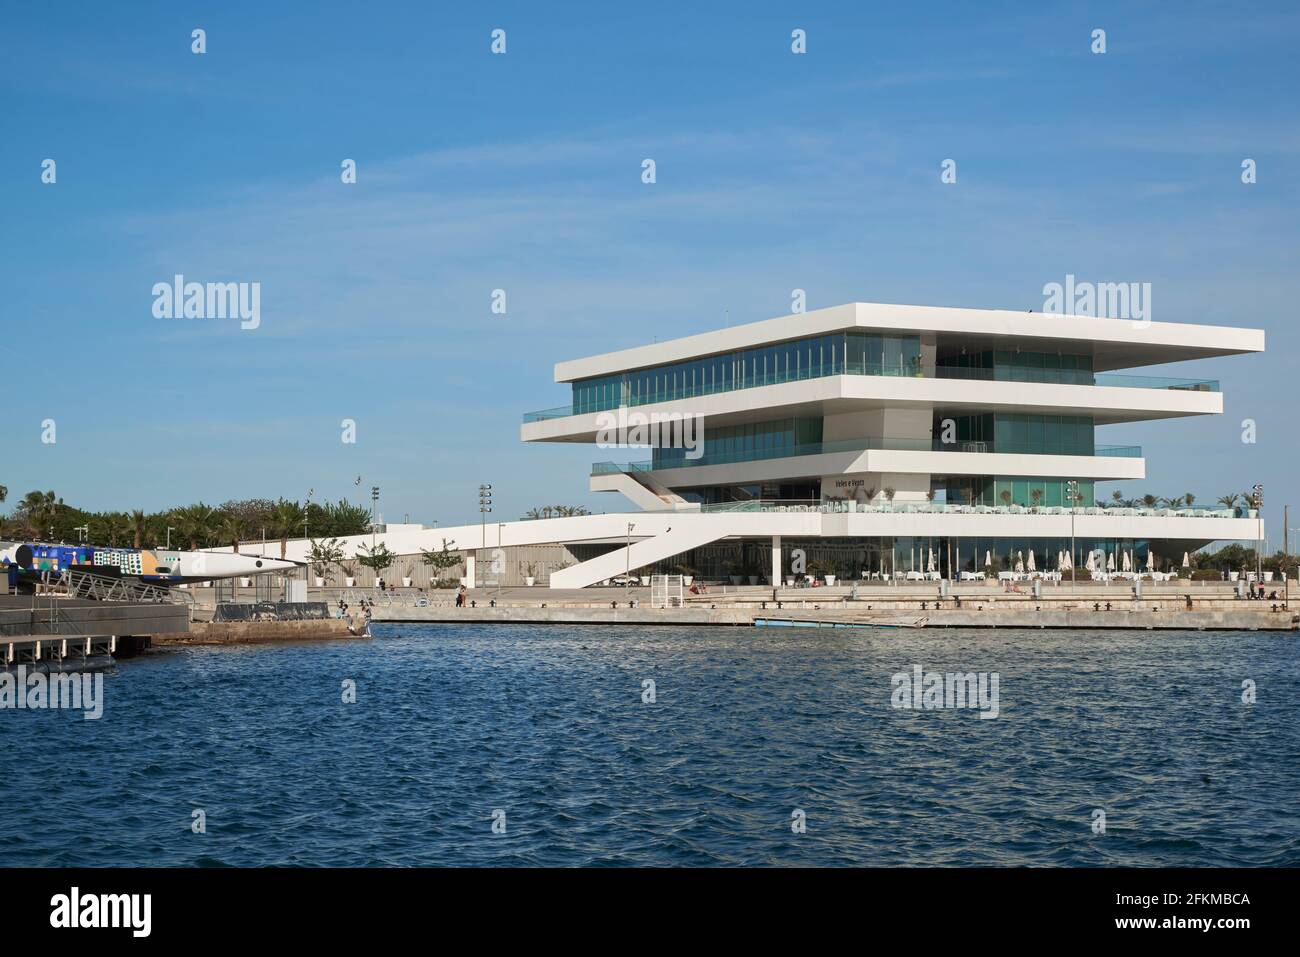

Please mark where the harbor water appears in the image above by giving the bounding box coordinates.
[1,623,1296,866]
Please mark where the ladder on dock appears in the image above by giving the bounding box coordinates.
[53,568,195,607]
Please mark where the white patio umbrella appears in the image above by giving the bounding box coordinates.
[985,550,992,568]
[1123,550,1132,572]
[1027,549,1036,572]
[1182,551,1191,568]
[1146,551,1155,570]
[1015,551,1024,573]
[1085,550,1096,573]
[1107,552,1116,572]
[1064,550,1073,571]
[927,548,935,573]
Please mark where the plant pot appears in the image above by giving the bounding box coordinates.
[786,577,795,587]
[682,576,693,586]
[315,577,325,587]
[525,576,535,587]
[730,576,743,585]
[748,575,758,585]
[824,575,836,586]
[345,577,356,587]
[402,578,412,587]
[240,577,251,587]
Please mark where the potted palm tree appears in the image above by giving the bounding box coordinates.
[524,562,538,587]
[341,561,357,588]
[808,557,835,586]
[674,562,696,587]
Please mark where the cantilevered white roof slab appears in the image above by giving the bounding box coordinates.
[553,302,1265,381]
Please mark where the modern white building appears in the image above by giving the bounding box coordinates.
[267,303,1266,589]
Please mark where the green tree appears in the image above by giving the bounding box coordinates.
[18,490,62,537]
[217,513,246,553]
[307,537,346,582]
[129,509,148,549]
[172,502,215,550]
[323,500,372,537]
[420,539,461,580]
[356,542,396,582]
[271,499,305,560]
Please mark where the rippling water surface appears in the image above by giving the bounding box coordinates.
[1,624,1297,866]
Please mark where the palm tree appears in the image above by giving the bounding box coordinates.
[1141,494,1159,508]
[1184,492,1196,507]
[99,513,129,547]
[20,490,62,535]
[1217,494,1238,508]
[129,510,148,549]
[1111,490,1124,504]
[271,500,305,560]
[217,514,245,554]
[172,503,215,550]
[0,484,7,504]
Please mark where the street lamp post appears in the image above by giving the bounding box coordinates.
[626,523,635,597]
[1253,484,1264,594]
[1066,480,1079,591]
[166,526,175,549]
[478,485,493,590]
[371,486,380,549]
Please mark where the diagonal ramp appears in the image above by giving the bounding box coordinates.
[549,523,726,589]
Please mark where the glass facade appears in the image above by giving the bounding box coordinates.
[937,348,1095,384]
[942,413,1095,456]
[652,417,822,469]
[626,535,1160,581]
[571,331,922,414]
[941,475,1096,507]
[675,481,821,506]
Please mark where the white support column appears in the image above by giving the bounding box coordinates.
[771,535,782,586]
[464,554,476,587]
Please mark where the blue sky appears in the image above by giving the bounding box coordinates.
[2,1,1298,542]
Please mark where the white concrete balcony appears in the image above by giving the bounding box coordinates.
[522,371,1222,443]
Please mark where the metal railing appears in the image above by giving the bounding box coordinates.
[57,568,196,606]
[694,499,1244,518]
